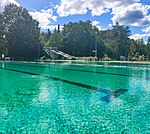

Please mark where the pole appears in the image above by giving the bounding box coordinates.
[95,32,98,59]
[38,45,40,59]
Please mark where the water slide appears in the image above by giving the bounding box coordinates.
[43,47,73,59]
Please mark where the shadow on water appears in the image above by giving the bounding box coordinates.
[101,88,128,103]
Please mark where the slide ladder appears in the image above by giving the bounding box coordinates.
[43,47,58,59]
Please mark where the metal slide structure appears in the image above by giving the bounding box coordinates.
[43,47,73,60]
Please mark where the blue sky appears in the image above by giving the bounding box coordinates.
[0,0,150,41]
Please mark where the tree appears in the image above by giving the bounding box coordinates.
[47,29,51,38]
[0,14,7,55]
[61,21,104,57]
[3,4,40,59]
[40,32,48,46]
[112,22,131,59]
[46,28,63,48]
[99,30,118,59]
[98,23,131,59]
[147,37,150,46]
[57,25,60,34]
[130,43,136,56]
[131,38,150,60]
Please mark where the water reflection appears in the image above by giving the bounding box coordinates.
[129,68,150,91]
[0,71,42,132]
[36,80,51,103]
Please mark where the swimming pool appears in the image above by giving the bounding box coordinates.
[0,61,149,133]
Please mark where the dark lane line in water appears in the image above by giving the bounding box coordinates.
[2,67,128,103]
[7,62,150,80]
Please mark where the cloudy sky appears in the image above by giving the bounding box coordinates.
[0,0,150,40]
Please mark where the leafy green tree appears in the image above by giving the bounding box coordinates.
[147,37,150,46]
[0,14,7,55]
[57,25,60,34]
[40,32,48,46]
[61,21,104,57]
[46,28,63,48]
[99,23,131,59]
[130,43,136,56]
[132,38,150,60]
[99,30,118,59]
[112,22,131,59]
[47,29,51,38]
[3,4,40,59]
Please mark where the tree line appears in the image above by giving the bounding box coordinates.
[0,4,40,60]
[0,4,150,60]
[41,21,150,60]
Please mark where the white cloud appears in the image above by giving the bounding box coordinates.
[130,33,150,40]
[0,0,19,12]
[145,5,150,10]
[96,26,106,31]
[142,26,150,33]
[92,21,105,30]
[56,0,110,17]
[92,21,100,26]
[111,3,150,26]
[29,9,57,29]
[88,0,110,16]
[56,0,150,27]
[108,24,112,27]
[56,0,88,17]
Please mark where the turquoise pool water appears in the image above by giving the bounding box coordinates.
[0,61,149,133]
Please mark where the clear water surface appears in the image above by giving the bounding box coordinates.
[0,61,149,133]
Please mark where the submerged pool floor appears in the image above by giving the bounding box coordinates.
[0,61,149,133]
